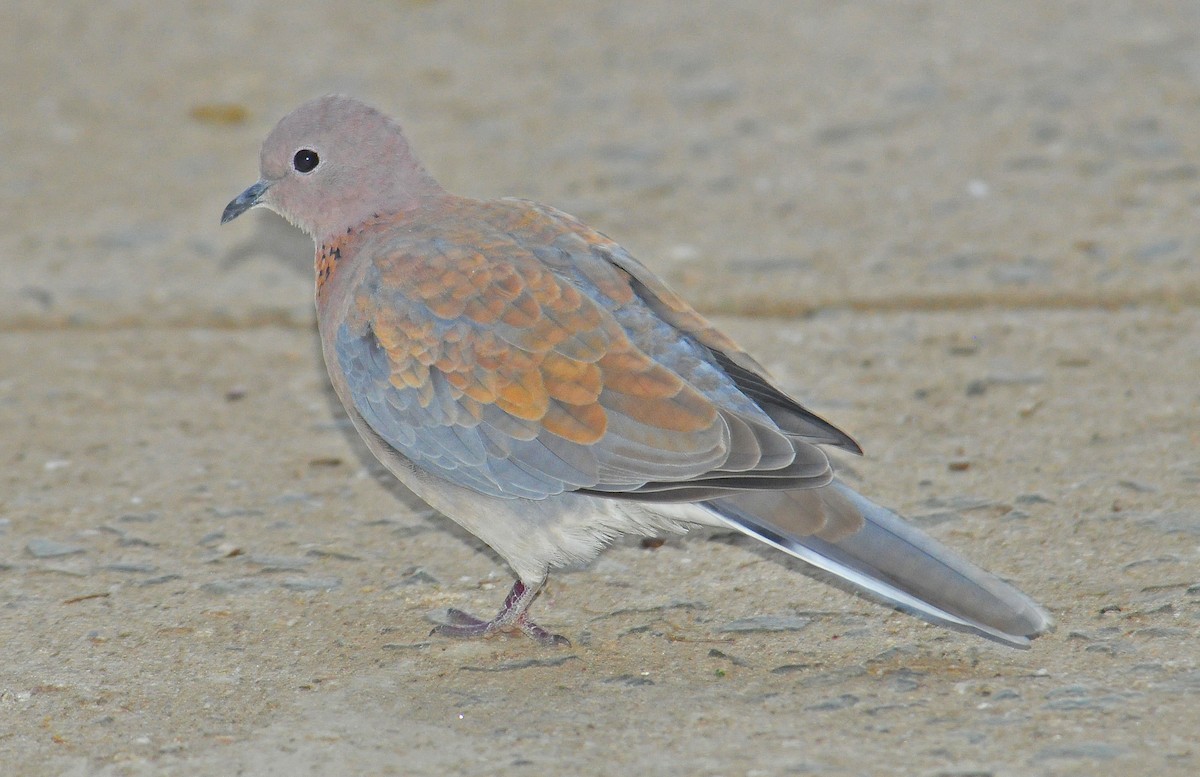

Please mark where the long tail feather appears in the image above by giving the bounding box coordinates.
[707,480,1054,648]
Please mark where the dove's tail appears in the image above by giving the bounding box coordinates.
[705,480,1054,648]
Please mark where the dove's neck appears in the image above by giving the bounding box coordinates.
[310,177,443,245]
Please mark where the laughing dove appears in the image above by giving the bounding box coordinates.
[223,95,1052,647]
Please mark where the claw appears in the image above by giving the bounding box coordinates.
[430,580,569,646]
[441,608,488,628]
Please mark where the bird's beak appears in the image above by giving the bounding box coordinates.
[221,180,270,224]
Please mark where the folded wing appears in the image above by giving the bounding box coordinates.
[335,197,852,500]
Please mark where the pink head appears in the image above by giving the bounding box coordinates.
[222,95,444,239]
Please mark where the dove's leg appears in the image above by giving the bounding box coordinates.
[433,580,570,647]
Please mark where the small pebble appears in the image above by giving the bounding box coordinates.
[104,563,158,574]
[281,577,341,592]
[387,568,439,587]
[804,694,859,711]
[717,615,811,633]
[1034,744,1125,762]
[459,656,580,673]
[27,539,85,558]
[200,578,270,595]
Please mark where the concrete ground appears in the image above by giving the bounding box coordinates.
[2,2,1198,775]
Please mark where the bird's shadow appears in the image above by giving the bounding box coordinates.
[220,210,312,279]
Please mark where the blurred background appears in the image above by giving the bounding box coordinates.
[7,1,1199,329]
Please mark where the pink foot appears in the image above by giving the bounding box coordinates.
[432,580,570,647]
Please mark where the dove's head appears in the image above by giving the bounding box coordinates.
[222,95,443,239]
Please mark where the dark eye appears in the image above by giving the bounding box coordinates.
[293,149,320,173]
